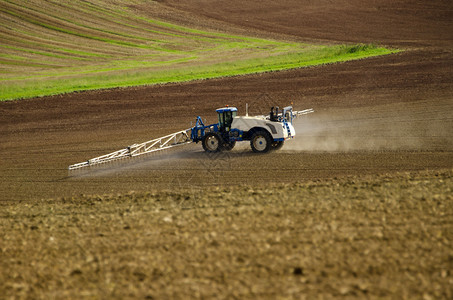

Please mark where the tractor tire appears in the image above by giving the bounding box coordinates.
[271,140,284,151]
[222,141,236,151]
[250,130,272,153]
[202,132,222,152]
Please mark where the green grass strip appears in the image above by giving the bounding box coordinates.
[0,45,398,101]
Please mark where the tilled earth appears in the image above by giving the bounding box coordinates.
[1,171,452,299]
[1,0,452,298]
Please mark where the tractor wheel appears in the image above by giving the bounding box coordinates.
[202,132,222,152]
[271,141,284,151]
[250,130,272,153]
[222,141,236,151]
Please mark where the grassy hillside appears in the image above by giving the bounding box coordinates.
[0,0,396,101]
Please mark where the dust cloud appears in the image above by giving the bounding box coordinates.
[285,103,452,152]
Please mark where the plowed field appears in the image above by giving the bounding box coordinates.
[1,0,452,298]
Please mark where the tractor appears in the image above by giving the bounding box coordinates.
[68,104,313,170]
[191,105,305,153]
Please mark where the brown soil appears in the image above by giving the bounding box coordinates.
[1,171,452,299]
[1,0,452,298]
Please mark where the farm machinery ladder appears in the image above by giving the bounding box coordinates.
[68,129,192,170]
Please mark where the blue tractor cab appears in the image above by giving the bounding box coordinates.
[216,107,237,132]
[190,106,237,143]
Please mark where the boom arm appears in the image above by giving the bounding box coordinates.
[293,108,314,117]
[68,129,192,170]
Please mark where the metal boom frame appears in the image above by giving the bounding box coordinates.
[293,108,314,116]
[68,129,192,170]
